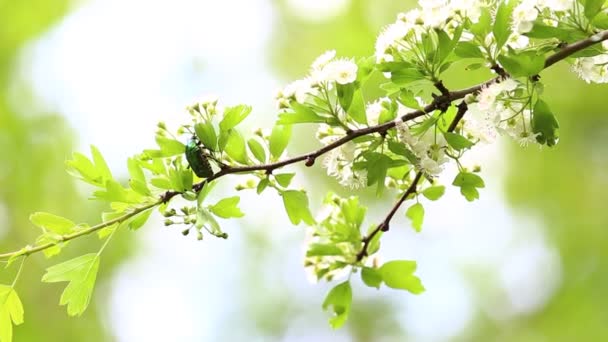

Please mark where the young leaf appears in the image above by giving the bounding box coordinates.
[379,260,425,294]
[219,105,252,132]
[584,0,605,20]
[274,173,295,188]
[196,208,226,238]
[194,122,218,151]
[532,99,560,147]
[281,190,315,225]
[406,203,425,232]
[493,0,515,49]
[444,132,474,150]
[422,186,445,201]
[497,50,545,78]
[90,145,113,182]
[348,90,367,125]
[209,196,245,218]
[155,136,186,157]
[247,138,267,163]
[126,209,153,230]
[452,172,485,201]
[0,285,24,342]
[42,254,101,316]
[277,102,325,124]
[322,281,352,329]
[224,130,249,164]
[361,267,383,289]
[269,124,292,159]
[454,41,484,59]
[65,152,102,186]
[30,212,76,235]
[256,178,270,194]
[337,82,355,112]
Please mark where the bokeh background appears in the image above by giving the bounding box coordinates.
[1,0,607,341]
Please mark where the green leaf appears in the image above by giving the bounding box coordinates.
[256,178,270,194]
[42,254,101,316]
[406,203,425,232]
[155,136,186,157]
[526,22,576,41]
[452,172,485,202]
[274,173,295,188]
[493,0,515,50]
[365,153,390,196]
[196,208,226,238]
[348,90,367,125]
[281,190,315,226]
[422,186,445,201]
[219,105,252,132]
[0,285,24,342]
[306,243,343,257]
[337,82,355,112]
[209,196,244,218]
[224,130,249,164]
[532,99,560,147]
[361,267,383,289]
[584,0,605,20]
[269,124,292,159]
[93,179,129,203]
[379,260,425,294]
[444,132,474,150]
[277,102,325,124]
[90,145,112,182]
[247,138,267,163]
[126,209,153,230]
[497,50,545,78]
[454,41,484,59]
[30,212,76,235]
[65,152,102,186]
[322,281,352,329]
[127,158,146,183]
[194,122,218,151]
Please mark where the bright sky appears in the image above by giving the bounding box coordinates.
[20,0,562,341]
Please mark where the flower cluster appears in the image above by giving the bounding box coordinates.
[317,125,368,189]
[572,40,608,84]
[464,79,540,147]
[395,117,450,177]
[275,50,358,110]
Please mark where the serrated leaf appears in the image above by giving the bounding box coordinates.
[65,152,102,186]
[422,186,445,201]
[195,122,218,151]
[274,173,295,188]
[452,172,485,202]
[209,196,244,218]
[306,243,343,257]
[361,267,383,289]
[127,158,146,183]
[269,124,292,159]
[219,105,252,132]
[127,209,153,230]
[406,203,424,232]
[42,254,100,316]
[322,281,352,329]
[379,260,425,294]
[247,138,266,163]
[0,285,24,342]
[281,190,315,225]
[498,51,545,78]
[445,132,474,150]
[90,145,112,182]
[30,212,76,235]
[532,99,560,147]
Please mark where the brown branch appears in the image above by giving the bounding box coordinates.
[355,101,469,262]
[2,30,607,261]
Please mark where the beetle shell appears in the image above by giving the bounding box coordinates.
[185,138,214,178]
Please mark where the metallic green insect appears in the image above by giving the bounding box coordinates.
[185,137,214,178]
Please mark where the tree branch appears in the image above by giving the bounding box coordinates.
[1,30,606,261]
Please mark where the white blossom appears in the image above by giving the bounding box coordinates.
[311,50,336,71]
[572,55,608,83]
[323,59,358,85]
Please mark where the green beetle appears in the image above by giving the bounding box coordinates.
[185,137,214,178]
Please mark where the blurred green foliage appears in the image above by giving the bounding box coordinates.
[0,1,132,341]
